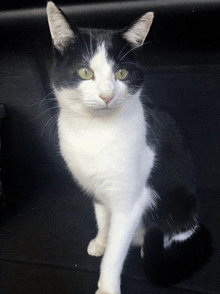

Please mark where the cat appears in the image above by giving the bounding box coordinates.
[46,2,198,293]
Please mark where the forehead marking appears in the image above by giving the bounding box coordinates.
[89,42,114,78]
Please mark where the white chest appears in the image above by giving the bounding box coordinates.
[58,107,155,199]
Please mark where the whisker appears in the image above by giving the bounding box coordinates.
[41,90,56,101]
[144,95,154,105]
[142,107,161,144]
[120,61,139,67]
[40,97,58,107]
[119,41,152,61]
[41,112,59,137]
[117,41,130,59]
[48,115,59,142]
[27,100,44,107]
[35,106,60,120]
[77,26,91,59]
[145,108,162,126]
[89,25,94,57]
[27,91,57,108]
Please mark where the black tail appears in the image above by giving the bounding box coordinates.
[143,224,213,287]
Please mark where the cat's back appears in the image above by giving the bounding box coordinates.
[145,108,196,195]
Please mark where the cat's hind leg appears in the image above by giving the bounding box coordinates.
[132,219,145,247]
[132,219,146,258]
[87,202,110,257]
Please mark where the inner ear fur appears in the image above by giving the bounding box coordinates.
[47,1,76,53]
[123,12,154,48]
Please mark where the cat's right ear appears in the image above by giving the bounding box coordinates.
[47,1,76,53]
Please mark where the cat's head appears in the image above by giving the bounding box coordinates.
[47,1,154,115]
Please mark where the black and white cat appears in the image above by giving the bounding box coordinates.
[47,2,198,293]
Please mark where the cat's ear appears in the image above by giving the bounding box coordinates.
[47,1,76,53]
[123,12,154,48]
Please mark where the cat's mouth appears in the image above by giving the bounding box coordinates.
[94,105,113,112]
[85,100,115,111]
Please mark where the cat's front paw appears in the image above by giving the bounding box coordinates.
[87,239,105,257]
[95,289,119,294]
[96,277,120,294]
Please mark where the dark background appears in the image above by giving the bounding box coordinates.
[1,1,220,293]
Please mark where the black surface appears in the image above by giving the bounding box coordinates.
[1,1,220,293]
[0,105,6,120]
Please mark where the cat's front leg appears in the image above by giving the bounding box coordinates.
[96,187,152,294]
[88,202,110,257]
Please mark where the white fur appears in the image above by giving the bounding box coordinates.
[163,226,198,249]
[55,45,155,294]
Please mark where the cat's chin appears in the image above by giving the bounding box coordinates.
[89,106,118,117]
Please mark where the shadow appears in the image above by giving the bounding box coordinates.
[0,105,68,224]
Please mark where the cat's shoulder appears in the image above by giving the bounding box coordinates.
[145,106,184,150]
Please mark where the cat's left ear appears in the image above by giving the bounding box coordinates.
[123,12,154,48]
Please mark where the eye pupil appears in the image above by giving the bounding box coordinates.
[115,68,128,80]
[78,67,94,80]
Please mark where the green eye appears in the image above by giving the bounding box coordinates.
[115,68,128,80]
[78,68,94,80]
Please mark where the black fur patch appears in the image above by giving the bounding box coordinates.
[51,28,146,94]
[144,109,197,235]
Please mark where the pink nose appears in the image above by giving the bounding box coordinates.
[99,94,114,105]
